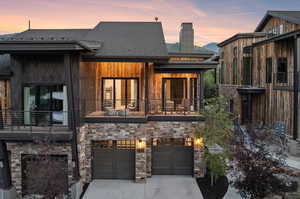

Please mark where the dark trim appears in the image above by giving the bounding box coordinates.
[0,133,72,142]
[293,36,299,140]
[168,52,214,58]
[81,56,169,63]
[84,117,147,123]
[218,33,267,47]
[145,63,149,115]
[65,54,80,180]
[237,87,266,95]
[147,115,205,122]
[83,115,204,123]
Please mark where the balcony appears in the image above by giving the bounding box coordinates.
[0,110,72,141]
[82,98,204,123]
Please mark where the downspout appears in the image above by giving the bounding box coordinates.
[65,54,80,180]
[293,35,299,140]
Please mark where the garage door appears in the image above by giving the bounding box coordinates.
[22,154,68,197]
[152,138,193,175]
[92,140,135,179]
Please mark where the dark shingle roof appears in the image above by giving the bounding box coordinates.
[218,32,267,47]
[15,29,91,40]
[255,11,300,32]
[83,22,169,59]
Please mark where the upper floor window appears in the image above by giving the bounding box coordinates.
[102,78,139,111]
[242,57,252,85]
[232,58,238,85]
[277,57,288,83]
[220,61,225,84]
[279,24,285,34]
[233,47,237,57]
[266,58,272,83]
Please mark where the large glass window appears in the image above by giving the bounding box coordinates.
[24,85,68,126]
[277,57,288,83]
[242,57,252,85]
[102,78,139,111]
[232,58,238,85]
[266,58,272,83]
[162,78,187,111]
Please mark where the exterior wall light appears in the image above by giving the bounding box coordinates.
[194,137,204,148]
[137,139,146,152]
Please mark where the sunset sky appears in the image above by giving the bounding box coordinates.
[0,0,299,46]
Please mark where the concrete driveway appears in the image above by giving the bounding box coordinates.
[83,176,203,199]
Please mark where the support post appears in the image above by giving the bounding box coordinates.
[144,63,149,115]
[65,54,80,180]
[198,71,205,110]
[293,36,300,140]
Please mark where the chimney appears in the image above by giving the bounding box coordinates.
[179,23,194,53]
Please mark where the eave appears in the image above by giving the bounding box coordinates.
[253,29,300,46]
[237,87,266,95]
[155,60,218,73]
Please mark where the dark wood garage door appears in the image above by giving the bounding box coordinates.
[152,138,193,175]
[22,154,68,197]
[92,140,135,179]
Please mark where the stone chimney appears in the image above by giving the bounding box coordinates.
[179,23,194,53]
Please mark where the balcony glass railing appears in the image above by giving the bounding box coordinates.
[0,110,70,133]
[82,98,202,118]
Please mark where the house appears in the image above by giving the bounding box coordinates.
[0,22,217,197]
[218,10,300,141]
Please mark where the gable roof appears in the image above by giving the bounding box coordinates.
[218,32,267,47]
[83,22,169,59]
[255,10,300,32]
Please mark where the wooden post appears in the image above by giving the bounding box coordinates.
[199,71,205,110]
[293,36,300,140]
[65,54,80,180]
[144,63,149,115]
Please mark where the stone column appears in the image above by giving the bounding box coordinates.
[135,139,147,183]
[194,146,205,178]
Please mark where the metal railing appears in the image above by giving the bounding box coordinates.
[0,109,70,133]
[81,98,202,118]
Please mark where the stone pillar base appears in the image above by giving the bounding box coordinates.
[70,181,83,199]
[288,139,300,157]
[135,177,147,184]
[0,187,17,199]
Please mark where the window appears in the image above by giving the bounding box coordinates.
[102,78,139,110]
[232,58,238,84]
[233,47,237,57]
[220,61,225,84]
[23,85,68,125]
[266,58,272,83]
[277,57,288,83]
[243,57,251,85]
[279,24,285,34]
[162,78,187,111]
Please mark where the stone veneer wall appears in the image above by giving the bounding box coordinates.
[7,142,73,195]
[78,121,205,183]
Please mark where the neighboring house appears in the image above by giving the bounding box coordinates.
[0,22,217,197]
[218,10,300,141]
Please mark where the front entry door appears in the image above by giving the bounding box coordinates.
[241,95,252,124]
